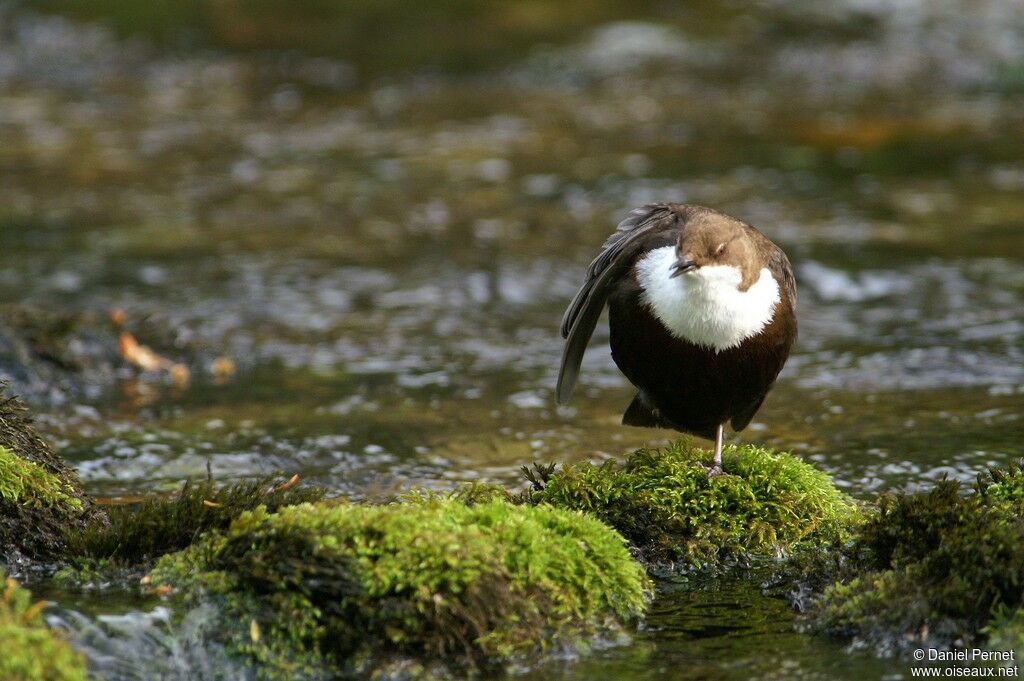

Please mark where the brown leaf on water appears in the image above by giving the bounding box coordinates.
[169,363,191,388]
[210,357,236,381]
[117,331,191,387]
[108,308,126,328]
[118,332,172,372]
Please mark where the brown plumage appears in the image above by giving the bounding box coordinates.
[556,203,797,474]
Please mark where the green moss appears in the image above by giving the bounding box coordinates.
[976,460,1024,507]
[0,573,87,681]
[0,446,82,511]
[444,477,516,503]
[64,474,324,566]
[151,498,650,678]
[528,440,861,567]
[985,606,1024,658]
[806,465,1024,654]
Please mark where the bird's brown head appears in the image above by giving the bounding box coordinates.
[670,213,762,290]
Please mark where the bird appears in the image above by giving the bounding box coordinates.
[556,203,797,476]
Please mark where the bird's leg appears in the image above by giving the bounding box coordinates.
[698,424,726,477]
[713,423,724,470]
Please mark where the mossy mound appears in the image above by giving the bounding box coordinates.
[527,440,860,567]
[806,462,1024,655]
[0,389,103,565]
[0,573,88,681]
[151,498,650,678]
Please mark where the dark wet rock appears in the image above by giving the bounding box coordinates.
[0,305,120,406]
[0,304,228,406]
[0,386,105,568]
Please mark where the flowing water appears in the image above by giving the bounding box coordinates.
[2,1,1023,678]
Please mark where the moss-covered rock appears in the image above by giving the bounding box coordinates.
[0,447,82,511]
[0,572,87,681]
[805,462,1024,655]
[150,497,651,678]
[0,388,103,566]
[527,440,861,568]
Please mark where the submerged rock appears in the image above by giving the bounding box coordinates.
[150,498,650,679]
[0,572,87,681]
[804,461,1024,657]
[0,388,103,569]
[526,440,861,568]
[0,305,120,407]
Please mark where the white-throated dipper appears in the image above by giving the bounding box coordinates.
[556,203,797,476]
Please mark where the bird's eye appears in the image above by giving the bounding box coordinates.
[714,242,727,256]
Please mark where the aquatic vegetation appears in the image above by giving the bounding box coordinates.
[151,498,650,678]
[527,440,861,568]
[64,475,325,566]
[806,463,1024,654]
[0,572,87,681]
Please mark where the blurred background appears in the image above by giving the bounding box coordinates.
[1,0,1022,502]
[3,2,1024,679]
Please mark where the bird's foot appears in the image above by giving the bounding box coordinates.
[696,461,726,477]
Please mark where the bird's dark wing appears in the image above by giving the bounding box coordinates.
[622,390,674,428]
[766,245,797,307]
[730,393,767,432]
[556,204,683,404]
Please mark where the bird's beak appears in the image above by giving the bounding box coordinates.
[669,258,697,278]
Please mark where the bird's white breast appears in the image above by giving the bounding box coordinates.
[635,246,780,352]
